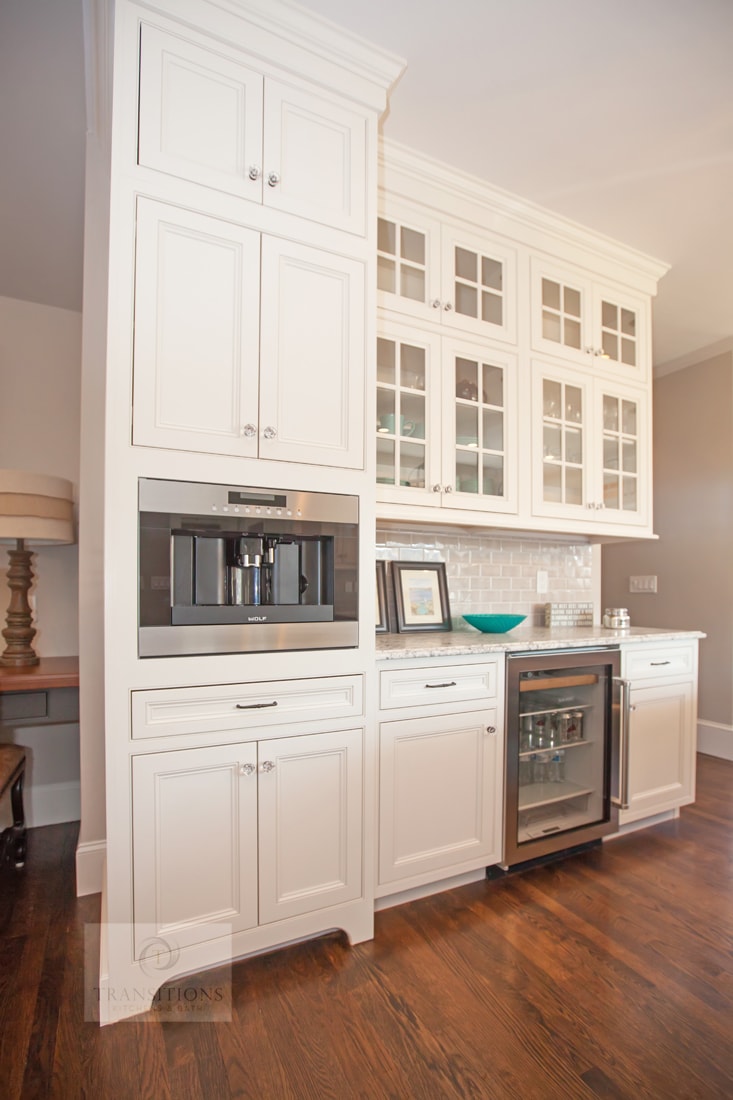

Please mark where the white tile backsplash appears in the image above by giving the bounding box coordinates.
[376,525,595,628]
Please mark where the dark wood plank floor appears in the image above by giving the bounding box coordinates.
[1,752,731,1100]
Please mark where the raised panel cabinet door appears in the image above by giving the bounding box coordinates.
[259,237,365,468]
[263,80,367,235]
[132,198,261,456]
[622,681,696,822]
[132,742,259,957]
[379,710,502,886]
[257,728,363,924]
[138,23,264,201]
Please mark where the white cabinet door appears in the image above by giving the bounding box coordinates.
[379,710,502,886]
[377,199,442,322]
[531,257,650,383]
[138,23,264,202]
[259,237,365,468]
[132,742,259,956]
[138,24,367,235]
[263,80,366,235]
[621,680,696,824]
[258,728,363,923]
[132,198,261,457]
[595,384,650,526]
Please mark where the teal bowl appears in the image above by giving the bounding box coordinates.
[462,613,526,634]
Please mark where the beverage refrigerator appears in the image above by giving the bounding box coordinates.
[502,647,627,869]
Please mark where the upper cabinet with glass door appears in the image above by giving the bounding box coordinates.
[377,198,517,345]
[531,360,650,528]
[530,258,650,384]
[376,319,518,517]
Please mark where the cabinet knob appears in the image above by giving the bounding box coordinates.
[486,725,497,735]
[444,302,453,312]
[432,484,443,493]
[260,760,276,773]
[263,425,277,440]
[267,171,281,188]
[239,763,256,776]
[241,423,257,438]
[431,299,441,309]
[443,484,453,493]
[248,166,261,181]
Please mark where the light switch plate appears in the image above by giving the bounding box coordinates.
[629,575,657,593]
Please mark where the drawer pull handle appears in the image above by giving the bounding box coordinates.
[650,660,671,666]
[235,701,279,710]
[424,681,457,689]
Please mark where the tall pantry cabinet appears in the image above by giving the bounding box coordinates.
[91,0,403,1023]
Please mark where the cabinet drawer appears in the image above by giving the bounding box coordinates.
[622,643,695,682]
[380,662,497,711]
[132,675,363,739]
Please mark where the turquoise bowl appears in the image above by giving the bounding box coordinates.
[462,613,526,633]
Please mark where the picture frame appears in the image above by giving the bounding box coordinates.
[391,561,451,633]
[375,560,389,633]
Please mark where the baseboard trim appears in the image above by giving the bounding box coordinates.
[76,839,106,897]
[698,720,733,762]
[26,781,81,828]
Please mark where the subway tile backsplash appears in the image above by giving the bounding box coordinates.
[376,525,594,628]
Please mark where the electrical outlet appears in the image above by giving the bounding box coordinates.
[629,575,657,593]
[537,570,549,594]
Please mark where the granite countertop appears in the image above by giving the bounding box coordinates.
[376,624,705,661]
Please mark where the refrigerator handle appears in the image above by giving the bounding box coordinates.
[612,676,632,810]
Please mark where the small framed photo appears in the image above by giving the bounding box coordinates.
[376,560,389,633]
[391,561,451,633]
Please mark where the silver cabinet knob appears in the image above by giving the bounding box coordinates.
[444,302,453,312]
[248,166,261,181]
[263,426,277,440]
[486,726,497,735]
[241,423,257,438]
[431,299,441,309]
[239,763,256,776]
[443,484,453,493]
[433,484,442,493]
[267,171,280,188]
[261,760,276,773]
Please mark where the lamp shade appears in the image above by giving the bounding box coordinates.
[0,469,75,545]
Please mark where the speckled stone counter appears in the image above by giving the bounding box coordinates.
[376,625,705,661]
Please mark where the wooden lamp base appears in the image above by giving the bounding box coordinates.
[1,540,39,668]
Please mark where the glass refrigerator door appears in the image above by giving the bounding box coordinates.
[515,663,611,847]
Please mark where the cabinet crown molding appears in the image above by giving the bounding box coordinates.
[379,138,670,295]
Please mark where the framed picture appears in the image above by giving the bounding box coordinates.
[391,561,451,633]
[376,561,389,633]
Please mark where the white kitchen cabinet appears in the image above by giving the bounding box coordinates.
[377,198,517,344]
[530,257,651,384]
[619,641,698,826]
[375,318,518,515]
[132,197,365,468]
[377,658,504,895]
[138,22,367,236]
[531,359,650,528]
[132,727,363,957]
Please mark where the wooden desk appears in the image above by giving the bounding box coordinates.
[0,657,80,694]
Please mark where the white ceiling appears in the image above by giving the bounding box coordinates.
[1,0,731,366]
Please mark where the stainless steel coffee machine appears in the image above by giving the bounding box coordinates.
[138,478,359,657]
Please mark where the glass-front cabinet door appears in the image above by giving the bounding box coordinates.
[376,200,442,323]
[376,322,441,502]
[531,259,650,384]
[442,338,517,514]
[532,361,649,527]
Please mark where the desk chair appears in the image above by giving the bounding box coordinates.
[0,744,27,868]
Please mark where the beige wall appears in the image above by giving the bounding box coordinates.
[602,348,733,752]
[0,294,82,826]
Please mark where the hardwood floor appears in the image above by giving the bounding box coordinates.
[1,753,731,1100]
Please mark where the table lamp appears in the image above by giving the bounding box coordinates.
[0,469,75,668]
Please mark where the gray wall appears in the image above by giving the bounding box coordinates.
[602,348,733,752]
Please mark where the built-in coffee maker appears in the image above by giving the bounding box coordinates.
[138,478,359,657]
